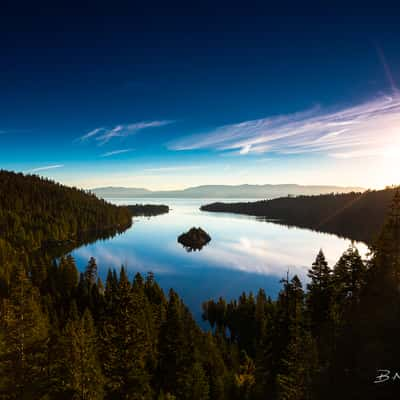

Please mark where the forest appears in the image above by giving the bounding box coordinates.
[0,170,132,298]
[0,171,399,399]
[127,204,170,217]
[201,187,397,244]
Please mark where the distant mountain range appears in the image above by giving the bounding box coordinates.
[91,184,365,199]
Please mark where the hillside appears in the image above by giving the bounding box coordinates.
[0,170,132,275]
[201,187,398,243]
[92,183,364,199]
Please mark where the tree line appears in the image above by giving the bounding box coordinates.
[0,170,132,304]
[201,187,397,244]
[0,257,231,399]
[127,204,169,217]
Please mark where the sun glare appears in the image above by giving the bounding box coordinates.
[379,142,400,187]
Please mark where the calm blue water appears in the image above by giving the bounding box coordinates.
[71,198,368,322]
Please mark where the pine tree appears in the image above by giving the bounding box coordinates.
[184,362,210,400]
[202,332,229,400]
[158,289,200,399]
[0,266,49,399]
[101,267,152,399]
[104,269,118,310]
[59,255,79,297]
[306,250,333,364]
[234,350,255,400]
[333,245,366,308]
[307,250,332,329]
[144,271,167,335]
[85,257,98,286]
[275,276,316,400]
[56,309,104,399]
[275,330,317,400]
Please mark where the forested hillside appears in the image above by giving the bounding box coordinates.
[0,170,132,290]
[201,187,397,243]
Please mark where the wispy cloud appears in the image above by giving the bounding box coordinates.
[27,164,64,173]
[100,148,134,157]
[170,95,400,159]
[77,120,174,145]
[78,127,105,142]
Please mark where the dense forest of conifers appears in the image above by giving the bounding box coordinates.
[0,170,132,298]
[201,187,397,244]
[126,204,170,217]
[0,171,399,399]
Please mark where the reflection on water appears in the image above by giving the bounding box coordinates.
[71,198,369,322]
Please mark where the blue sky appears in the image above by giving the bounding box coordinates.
[1,4,399,189]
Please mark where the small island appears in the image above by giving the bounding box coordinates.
[177,227,211,251]
[126,204,169,217]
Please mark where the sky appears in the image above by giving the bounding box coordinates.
[0,3,399,190]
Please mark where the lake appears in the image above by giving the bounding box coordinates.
[71,198,369,322]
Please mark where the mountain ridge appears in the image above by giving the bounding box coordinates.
[91,184,365,199]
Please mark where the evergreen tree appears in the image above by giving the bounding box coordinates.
[55,309,104,399]
[306,250,332,331]
[104,269,118,309]
[59,255,79,297]
[101,268,152,399]
[306,250,333,364]
[158,289,200,399]
[183,362,210,400]
[276,276,316,400]
[158,289,186,396]
[0,266,49,399]
[333,244,366,308]
[85,257,98,286]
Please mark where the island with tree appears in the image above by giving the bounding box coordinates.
[177,227,211,251]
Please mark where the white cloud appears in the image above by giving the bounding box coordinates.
[27,164,64,173]
[76,120,175,145]
[126,121,174,130]
[78,127,105,142]
[100,148,133,157]
[170,95,400,159]
[96,125,124,145]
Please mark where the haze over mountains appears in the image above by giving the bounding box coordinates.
[91,184,365,199]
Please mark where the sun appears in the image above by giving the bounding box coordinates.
[379,143,400,188]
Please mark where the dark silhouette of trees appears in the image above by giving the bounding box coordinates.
[0,266,49,399]
[201,187,397,243]
[127,204,169,217]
